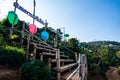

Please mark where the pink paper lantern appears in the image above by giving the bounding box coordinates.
[29,24,37,34]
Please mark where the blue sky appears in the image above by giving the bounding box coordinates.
[0,0,120,42]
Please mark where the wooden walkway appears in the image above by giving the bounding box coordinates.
[71,72,80,80]
[8,28,88,80]
[66,54,88,80]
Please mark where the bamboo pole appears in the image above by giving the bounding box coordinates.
[26,34,30,61]
[56,49,60,80]
[40,54,43,61]
[48,58,51,69]
[20,21,25,48]
[33,43,37,60]
[75,53,77,62]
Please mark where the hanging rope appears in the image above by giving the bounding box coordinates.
[33,0,36,24]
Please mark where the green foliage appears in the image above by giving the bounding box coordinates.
[0,34,6,45]
[21,60,53,80]
[86,41,120,76]
[89,63,100,75]
[67,38,80,53]
[118,67,120,75]
[0,25,10,42]
[0,46,26,67]
[11,34,19,39]
[0,18,12,27]
[100,61,109,75]
[99,47,109,58]
[116,51,120,58]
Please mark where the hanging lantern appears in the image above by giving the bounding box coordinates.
[64,34,69,38]
[41,31,49,40]
[7,11,18,25]
[29,24,37,34]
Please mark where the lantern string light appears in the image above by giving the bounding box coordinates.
[11,1,50,40]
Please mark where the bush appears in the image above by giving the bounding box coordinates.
[89,63,100,75]
[0,34,7,46]
[0,46,26,67]
[21,60,53,80]
[118,66,120,75]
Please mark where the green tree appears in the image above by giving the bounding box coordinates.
[68,38,79,52]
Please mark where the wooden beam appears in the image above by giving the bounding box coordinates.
[33,43,37,60]
[48,58,52,69]
[53,63,77,72]
[40,54,43,61]
[66,64,80,80]
[56,49,60,80]
[51,59,74,63]
[26,34,30,61]
[40,52,56,56]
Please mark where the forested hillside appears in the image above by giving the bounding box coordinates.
[0,18,120,80]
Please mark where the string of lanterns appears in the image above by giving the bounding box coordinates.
[7,1,50,40]
[7,1,70,41]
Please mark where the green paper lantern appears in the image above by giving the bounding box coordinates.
[7,11,18,25]
[64,34,69,37]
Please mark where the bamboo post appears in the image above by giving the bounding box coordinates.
[78,53,81,79]
[61,62,64,66]
[33,43,37,60]
[26,34,30,61]
[30,53,33,61]
[48,58,51,69]
[75,52,77,62]
[85,55,88,80]
[9,0,18,39]
[40,53,43,61]
[20,21,25,48]
[69,68,72,72]
[56,49,60,80]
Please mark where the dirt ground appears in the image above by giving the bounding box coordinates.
[87,74,107,80]
[1,65,120,80]
[106,67,120,80]
[0,65,20,80]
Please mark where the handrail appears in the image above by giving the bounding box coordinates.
[66,54,88,80]
[66,64,80,80]
[52,63,77,72]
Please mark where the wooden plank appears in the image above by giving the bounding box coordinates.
[30,42,56,52]
[30,41,54,49]
[40,52,56,56]
[60,55,69,58]
[36,47,56,52]
[52,63,77,72]
[61,68,76,79]
[66,65,80,80]
[39,53,69,58]
[51,59,74,62]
